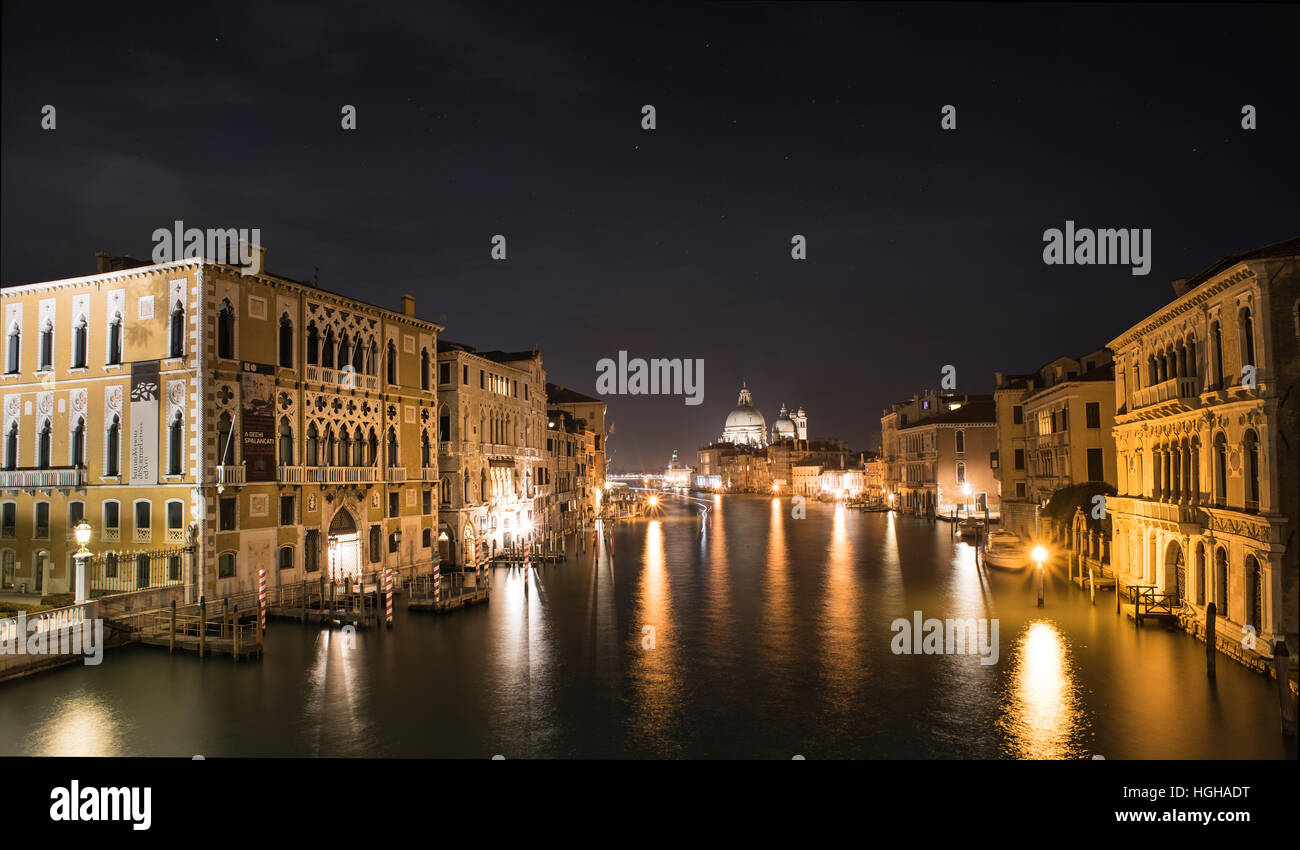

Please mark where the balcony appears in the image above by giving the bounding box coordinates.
[216,464,246,487]
[421,467,439,483]
[102,528,121,544]
[439,441,453,456]
[278,465,305,484]
[0,466,87,491]
[305,466,381,484]
[134,527,152,544]
[386,467,407,483]
[165,528,186,544]
[1130,376,1200,415]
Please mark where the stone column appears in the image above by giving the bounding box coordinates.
[1190,441,1201,506]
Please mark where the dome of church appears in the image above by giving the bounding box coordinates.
[772,416,796,439]
[725,406,767,431]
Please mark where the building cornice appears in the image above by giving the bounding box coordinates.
[1107,264,1257,351]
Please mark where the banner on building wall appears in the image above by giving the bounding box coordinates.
[241,361,276,482]
[129,361,159,485]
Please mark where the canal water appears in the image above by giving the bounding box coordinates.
[0,496,1293,759]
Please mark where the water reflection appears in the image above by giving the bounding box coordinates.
[628,519,682,755]
[999,620,1085,759]
[30,692,123,756]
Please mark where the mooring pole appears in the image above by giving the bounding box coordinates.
[169,600,177,654]
[199,596,207,659]
[1275,641,1296,737]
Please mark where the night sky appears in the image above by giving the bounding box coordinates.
[3,2,1297,472]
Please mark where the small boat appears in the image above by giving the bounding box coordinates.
[958,517,985,539]
[983,530,1028,569]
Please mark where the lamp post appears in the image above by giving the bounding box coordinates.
[1032,544,1048,607]
[72,519,92,604]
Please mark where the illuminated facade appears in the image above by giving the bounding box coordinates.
[881,393,999,517]
[1106,237,1299,664]
[0,252,442,599]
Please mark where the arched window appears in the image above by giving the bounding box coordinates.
[5,323,19,374]
[954,429,965,453]
[1244,429,1260,510]
[421,349,431,391]
[321,328,335,368]
[306,322,319,365]
[218,552,237,579]
[955,461,966,484]
[386,340,398,384]
[421,431,432,468]
[279,417,294,466]
[167,412,183,475]
[3,422,17,469]
[1211,320,1224,389]
[387,427,399,467]
[37,420,52,468]
[367,340,377,376]
[1195,543,1206,605]
[352,341,364,374]
[1213,433,1228,506]
[1246,555,1262,630]
[338,333,351,369]
[38,320,53,370]
[278,314,293,368]
[107,313,122,365]
[324,427,336,466]
[71,417,86,468]
[169,301,185,358]
[278,546,294,572]
[463,469,470,504]
[352,427,364,466]
[72,316,88,368]
[367,428,378,466]
[1240,306,1256,369]
[216,299,234,359]
[217,412,235,465]
[339,428,352,465]
[306,423,320,466]
[1186,336,1197,379]
[105,415,120,476]
[1215,546,1229,613]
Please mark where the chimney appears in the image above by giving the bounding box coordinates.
[995,371,1004,387]
[401,294,416,317]
[235,239,266,275]
[1170,277,1192,297]
[95,252,110,274]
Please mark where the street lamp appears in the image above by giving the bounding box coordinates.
[72,518,92,604]
[1032,544,1048,607]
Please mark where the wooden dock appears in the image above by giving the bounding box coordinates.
[407,585,490,614]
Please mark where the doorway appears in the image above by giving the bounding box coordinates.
[327,509,362,585]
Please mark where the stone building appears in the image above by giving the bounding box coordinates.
[545,384,608,525]
[1,251,442,599]
[1106,236,1299,665]
[434,341,546,568]
[993,350,1117,538]
[881,393,999,517]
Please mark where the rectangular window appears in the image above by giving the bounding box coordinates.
[422,528,431,548]
[280,495,295,525]
[422,490,432,514]
[1015,482,1026,498]
[479,370,485,389]
[369,525,381,562]
[1085,402,1100,429]
[218,553,236,578]
[439,362,450,385]
[69,501,85,526]
[462,365,468,385]
[1,503,15,537]
[36,503,51,538]
[304,530,320,572]
[166,501,183,529]
[1012,405,1023,425]
[389,492,400,518]
[1014,448,1025,470]
[388,532,398,554]
[1087,448,1105,482]
[219,497,236,531]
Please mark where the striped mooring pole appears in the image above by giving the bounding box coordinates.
[258,569,267,631]
[384,568,393,626]
[433,559,441,601]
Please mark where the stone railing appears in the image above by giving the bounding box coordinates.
[0,467,87,490]
[215,464,246,487]
[305,466,380,484]
[1130,376,1199,412]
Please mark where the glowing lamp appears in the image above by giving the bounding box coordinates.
[73,519,92,548]
[1031,545,1048,566]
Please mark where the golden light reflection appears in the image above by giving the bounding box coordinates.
[629,519,682,754]
[762,497,792,663]
[822,502,859,681]
[30,695,121,756]
[999,620,1083,759]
